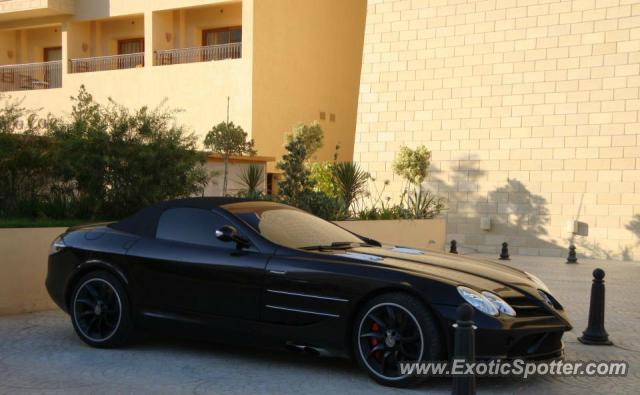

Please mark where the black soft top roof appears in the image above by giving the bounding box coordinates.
[109,197,252,238]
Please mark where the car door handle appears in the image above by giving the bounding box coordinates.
[269,270,286,275]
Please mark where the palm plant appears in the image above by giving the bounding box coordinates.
[238,164,264,196]
[333,162,369,215]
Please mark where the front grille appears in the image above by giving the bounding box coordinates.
[502,295,553,318]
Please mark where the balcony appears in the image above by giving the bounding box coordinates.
[154,42,241,66]
[67,14,144,74]
[152,3,242,66]
[69,52,144,73]
[0,60,61,92]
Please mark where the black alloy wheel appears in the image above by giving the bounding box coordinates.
[71,271,132,348]
[354,293,442,387]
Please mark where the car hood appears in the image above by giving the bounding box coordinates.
[328,245,546,294]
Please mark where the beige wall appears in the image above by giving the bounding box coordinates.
[252,0,367,170]
[15,58,252,141]
[355,0,640,260]
[0,228,62,315]
[336,218,447,252]
[0,30,16,65]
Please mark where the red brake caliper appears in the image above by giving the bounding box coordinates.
[370,322,382,361]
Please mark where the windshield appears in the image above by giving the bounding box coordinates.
[221,202,363,249]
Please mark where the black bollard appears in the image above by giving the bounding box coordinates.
[450,240,458,254]
[499,242,510,260]
[566,244,578,264]
[452,304,476,395]
[578,268,612,345]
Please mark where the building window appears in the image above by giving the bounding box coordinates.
[43,47,62,62]
[202,26,242,46]
[202,27,242,60]
[118,38,144,55]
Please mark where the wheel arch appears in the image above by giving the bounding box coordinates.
[65,259,130,311]
[344,285,450,359]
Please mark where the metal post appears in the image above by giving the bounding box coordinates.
[499,242,510,260]
[450,240,458,254]
[452,303,476,395]
[566,245,578,264]
[578,268,612,345]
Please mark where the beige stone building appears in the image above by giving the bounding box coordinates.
[0,0,367,180]
[355,0,640,260]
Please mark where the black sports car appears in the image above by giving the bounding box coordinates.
[46,198,571,386]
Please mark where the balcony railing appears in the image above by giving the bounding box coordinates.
[69,52,144,73]
[154,42,242,66]
[0,61,62,92]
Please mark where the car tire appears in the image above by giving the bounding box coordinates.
[353,292,443,387]
[70,270,133,348]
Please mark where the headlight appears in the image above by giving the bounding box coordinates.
[482,291,516,317]
[49,236,66,255]
[457,286,498,316]
[525,271,550,292]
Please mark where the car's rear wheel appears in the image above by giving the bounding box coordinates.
[353,293,443,387]
[70,271,132,348]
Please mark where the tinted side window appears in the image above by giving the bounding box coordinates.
[156,207,231,248]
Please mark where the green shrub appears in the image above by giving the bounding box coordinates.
[1,87,209,221]
[0,96,55,218]
[308,161,339,199]
[46,86,209,219]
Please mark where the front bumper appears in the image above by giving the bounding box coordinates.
[475,328,566,360]
[435,304,571,361]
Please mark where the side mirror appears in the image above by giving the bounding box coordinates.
[215,225,250,249]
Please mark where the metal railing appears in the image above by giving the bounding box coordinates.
[154,42,241,66]
[0,60,62,92]
[69,52,144,73]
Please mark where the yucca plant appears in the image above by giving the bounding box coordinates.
[333,162,369,215]
[238,164,264,196]
[405,188,446,219]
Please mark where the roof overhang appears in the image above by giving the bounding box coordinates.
[0,0,75,22]
[207,154,276,165]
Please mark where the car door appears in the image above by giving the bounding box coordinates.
[262,253,359,326]
[127,207,268,321]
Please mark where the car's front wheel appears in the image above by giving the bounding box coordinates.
[353,292,443,387]
[70,270,132,348]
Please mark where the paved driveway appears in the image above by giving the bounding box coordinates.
[1,255,639,394]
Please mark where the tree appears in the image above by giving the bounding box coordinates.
[391,145,445,219]
[392,145,431,185]
[276,136,310,207]
[286,122,323,159]
[204,122,255,196]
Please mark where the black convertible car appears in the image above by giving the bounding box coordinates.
[46,198,571,386]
